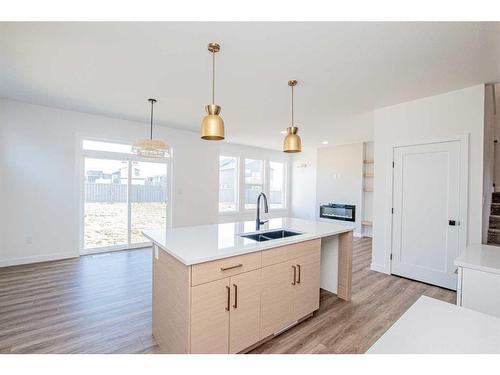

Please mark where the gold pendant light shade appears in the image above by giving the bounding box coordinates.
[201,104,225,140]
[283,126,301,153]
[283,80,302,153]
[201,42,225,140]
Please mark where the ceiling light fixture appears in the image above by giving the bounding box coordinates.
[321,141,329,145]
[133,98,169,158]
[283,80,302,153]
[201,42,225,140]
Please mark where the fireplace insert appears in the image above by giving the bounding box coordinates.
[319,203,356,222]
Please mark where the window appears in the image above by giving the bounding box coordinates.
[82,139,169,251]
[84,158,129,249]
[83,139,134,154]
[219,156,238,212]
[130,161,168,244]
[218,154,288,213]
[244,159,264,209]
[269,161,285,209]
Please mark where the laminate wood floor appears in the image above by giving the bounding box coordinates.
[0,237,455,354]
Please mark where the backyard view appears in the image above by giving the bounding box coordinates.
[84,157,167,249]
[84,202,167,248]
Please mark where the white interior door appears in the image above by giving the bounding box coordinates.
[391,141,461,290]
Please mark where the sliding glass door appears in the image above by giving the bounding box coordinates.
[84,158,129,249]
[130,161,168,245]
[82,140,169,252]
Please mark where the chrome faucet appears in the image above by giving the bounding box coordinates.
[256,192,269,231]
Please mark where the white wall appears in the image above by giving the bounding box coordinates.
[290,113,374,222]
[316,143,364,235]
[290,150,318,220]
[0,98,288,266]
[372,85,485,274]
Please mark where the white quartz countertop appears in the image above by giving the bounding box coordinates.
[143,217,354,265]
[367,296,500,354]
[454,244,500,275]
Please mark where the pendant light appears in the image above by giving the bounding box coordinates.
[283,80,302,153]
[201,42,225,140]
[133,98,170,158]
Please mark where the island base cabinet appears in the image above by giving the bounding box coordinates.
[260,261,295,339]
[260,247,321,339]
[190,269,262,354]
[291,252,321,322]
[229,269,262,353]
[153,238,333,353]
[190,278,230,354]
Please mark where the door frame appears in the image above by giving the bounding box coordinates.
[385,134,469,276]
[76,136,173,255]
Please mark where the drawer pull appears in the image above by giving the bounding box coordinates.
[291,265,297,285]
[233,284,238,309]
[225,285,230,311]
[220,263,243,271]
[296,264,301,284]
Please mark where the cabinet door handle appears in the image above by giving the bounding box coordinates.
[233,284,238,309]
[291,265,296,285]
[225,285,230,311]
[296,264,301,284]
[220,263,243,271]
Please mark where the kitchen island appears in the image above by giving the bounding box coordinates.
[143,217,354,354]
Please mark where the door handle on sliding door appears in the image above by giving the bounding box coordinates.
[448,220,459,226]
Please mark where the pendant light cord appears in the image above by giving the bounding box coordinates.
[212,50,216,104]
[150,100,154,140]
[291,84,294,127]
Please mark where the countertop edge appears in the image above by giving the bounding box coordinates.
[454,259,500,275]
[144,227,353,266]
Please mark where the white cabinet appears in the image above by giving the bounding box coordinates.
[455,244,500,318]
[459,267,500,318]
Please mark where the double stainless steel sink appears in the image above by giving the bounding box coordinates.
[240,229,303,242]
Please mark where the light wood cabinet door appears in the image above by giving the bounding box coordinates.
[292,251,321,321]
[260,261,294,338]
[229,269,262,353]
[190,278,230,353]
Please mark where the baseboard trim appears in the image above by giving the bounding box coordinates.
[0,252,79,268]
[370,262,390,274]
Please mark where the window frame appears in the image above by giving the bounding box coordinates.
[243,158,266,212]
[217,151,289,215]
[218,155,240,214]
[268,160,287,210]
[78,136,172,254]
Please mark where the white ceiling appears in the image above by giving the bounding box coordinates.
[1,22,499,150]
